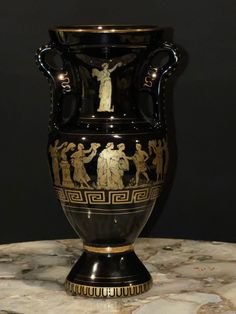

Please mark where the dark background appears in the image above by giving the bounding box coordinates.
[1,0,236,244]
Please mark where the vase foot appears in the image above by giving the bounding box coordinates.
[65,278,152,298]
[65,248,152,298]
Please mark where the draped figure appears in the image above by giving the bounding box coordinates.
[92,62,122,112]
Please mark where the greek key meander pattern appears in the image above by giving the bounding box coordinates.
[54,184,162,205]
[65,279,152,298]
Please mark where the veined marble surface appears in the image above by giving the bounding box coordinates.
[0,238,236,314]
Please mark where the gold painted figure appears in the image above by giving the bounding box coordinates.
[97,142,115,189]
[49,140,67,186]
[60,143,76,188]
[130,144,150,186]
[97,142,129,190]
[71,143,100,188]
[116,143,129,189]
[149,139,164,182]
[49,139,166,190]
[92,62,122,112]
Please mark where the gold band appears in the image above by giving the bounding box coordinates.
[83,244,133,254]
[65,279,152,298]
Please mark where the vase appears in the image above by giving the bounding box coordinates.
[35,25,180,298]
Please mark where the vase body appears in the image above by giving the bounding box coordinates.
[36,25,179,298]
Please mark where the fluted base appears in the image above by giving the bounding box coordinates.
[65,279,152,298]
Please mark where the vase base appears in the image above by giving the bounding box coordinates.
[65,278,152,298]
[65,249,152,298]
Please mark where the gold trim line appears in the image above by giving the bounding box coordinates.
[65,279,152,298]
[83,244,133,254]
[51,25,159,33]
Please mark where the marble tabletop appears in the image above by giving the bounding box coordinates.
[0,238,236,314]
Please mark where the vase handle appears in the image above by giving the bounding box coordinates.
[140,42,180,128]
[35,43,73,131]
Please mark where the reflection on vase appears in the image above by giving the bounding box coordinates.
[71,143,100,188]
[163,138,169,176]
[60,143,76,188]
[49,140,67,186]
[149,139,164,182]
[129,144,150,186]
[92,62,122,112]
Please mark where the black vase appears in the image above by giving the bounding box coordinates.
[35,25,180,298]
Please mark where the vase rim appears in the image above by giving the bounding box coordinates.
[50,24,160,33]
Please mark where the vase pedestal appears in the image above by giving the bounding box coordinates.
[65,247,152,298]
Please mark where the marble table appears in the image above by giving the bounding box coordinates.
[0,238,236,314]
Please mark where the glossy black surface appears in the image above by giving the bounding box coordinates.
[54,132,163,246]
[36,24,180,295]
[67,250,151,288]
[36,26,178,132]
[49,25,163,48]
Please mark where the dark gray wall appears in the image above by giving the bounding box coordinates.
[1,0,236,243]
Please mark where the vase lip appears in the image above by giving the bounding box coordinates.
[50,24,160,33]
